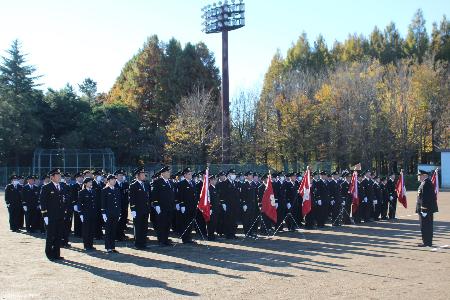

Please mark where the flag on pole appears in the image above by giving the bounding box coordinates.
[395,170,407,209]
[261,174,277,223]
[299,168,312,216]
[431,169,439,199]
[349,170,359,214]
[197,168,211,222]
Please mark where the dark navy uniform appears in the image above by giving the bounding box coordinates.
[5,182,22,231]
[129,180,150,248]
[102,186,121,250]
[71,182,83,237]
[387,177,397,219]
[60,181,72,246]
[177,178,197,243]
[151,177,176,245]
[207,184,220,240]
[40,181,66,260]
[328,179,340,225]
[220,179,240,239]
[78,187,97,249]
[240,180,257,235]
[340,179,352,224]
[21,183,41,232]
[92,179,105,239]
[416,176,438,246]
[314,178,329,227]
[115,180,129,240]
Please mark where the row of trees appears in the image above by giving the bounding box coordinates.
[166,10,450,173]
[1,9,448,174]
[225,10,450,173]
[0,36,220,166]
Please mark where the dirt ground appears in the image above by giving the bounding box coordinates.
[0,191,449,300]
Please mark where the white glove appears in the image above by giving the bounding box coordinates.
[364,197,368,203]
[389,196,393,201]
[243,205,247,212]
[73,205,78,212]
[102,214,107,222]
[222,204,227,211]
[155,206,161,215]
[131,211,136,218]
[181,206,186,214]
[331,200,335,205]
[275,203,279,209]
[210,209,213,215]
[80,215,84,223]
[373,200,378,205]
[176,204,180,211]
[287,203,292,210]
[421,212,427,217]
[341,201,346,206]
[38,205,41,210]
[6,204,10,208]
[317,200,322,206]
[44,217,48,225]
[23,206,27,212]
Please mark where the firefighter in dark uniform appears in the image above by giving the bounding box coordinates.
[21,175,41,232]
[220,169,240,239]
[92,170,105,239]
[305,171,318,229]
[240,171,257,237]
[114,169,129,241]
[257,174,273,234]
[372,175,382,221]
[177,167,197,243]
[102,174,121,253]
[151,166,176,246]
[387,172,398,219]
[207,174,220,240]
[283,172,298,231]
[129,167,151,249]
[40,169,66,261]
[78,177,97,250]
[340,170,353,225]
[314,171,329,228]
[60,172,72,247]
[5,175,23,232]
[328,171,341,226]
[71,172,84,238]
[360,170,374,222]
[416,169,438,247]
[215,171,227,236]
[195,170,207,238]
[380,177,389,220]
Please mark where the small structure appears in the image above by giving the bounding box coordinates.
[441,149,450,189]
[32,148,115,176]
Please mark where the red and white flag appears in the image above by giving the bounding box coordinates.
[395,170,407,209]
[197,168,211,222]
[261,174,277,223]
[299,169,312,216]
[431,169,439,199]
[349,170,359,214]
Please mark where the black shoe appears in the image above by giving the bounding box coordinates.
[63,243,71,248]
[112,249,119,253]
[55,256,64,260]
[183,240,196,244]
[417,243,427,247]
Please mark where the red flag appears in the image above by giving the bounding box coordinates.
[395,171,407,208]
[431,169,439,200]
[349,170,359,214]
[299,169,312,216]
[197,168,210,222]
[261,174,277,223]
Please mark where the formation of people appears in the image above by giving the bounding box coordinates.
[3,165,438,261]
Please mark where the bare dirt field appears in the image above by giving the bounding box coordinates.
[1,191,449,300]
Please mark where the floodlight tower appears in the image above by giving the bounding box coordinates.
[201,0,245,163]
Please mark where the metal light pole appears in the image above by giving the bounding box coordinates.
[201,0,245,163]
